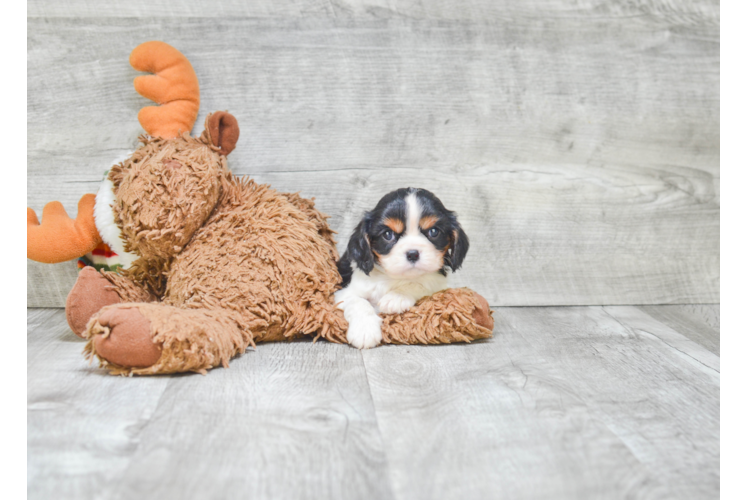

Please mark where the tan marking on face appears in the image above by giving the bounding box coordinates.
[384,218,404,234]
[435,248,447,267]
[420,215,439,230]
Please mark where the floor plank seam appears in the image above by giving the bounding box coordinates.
[603,307,720,374]
[358,350,399,500]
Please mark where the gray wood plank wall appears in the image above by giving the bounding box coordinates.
[27,1,719,307]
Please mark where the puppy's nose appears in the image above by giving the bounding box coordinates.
[406,250,420,263]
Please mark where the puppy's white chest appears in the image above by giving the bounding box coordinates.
[349,268,448,313]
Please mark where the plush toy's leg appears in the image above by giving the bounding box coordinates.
[379,288,494,345]
[83,303,252,375]
[65,267,156,338]
[303,301,349,345]
[66,267,121,337]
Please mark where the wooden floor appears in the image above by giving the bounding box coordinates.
[27,305,719,500]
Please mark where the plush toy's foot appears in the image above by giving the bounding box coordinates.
[471,293,494,332]
[380,288,494,345]
[84,303,251,375]
[90,306,162,368]
[66,266,121,337]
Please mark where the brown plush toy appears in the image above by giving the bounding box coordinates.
[27,41,494,375]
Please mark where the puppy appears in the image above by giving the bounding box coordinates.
[335,187,469,349]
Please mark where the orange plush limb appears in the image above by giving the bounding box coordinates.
[27,194,103,263]
[130,41,200,139]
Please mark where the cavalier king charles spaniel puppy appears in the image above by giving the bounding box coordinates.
[336,187,469,349]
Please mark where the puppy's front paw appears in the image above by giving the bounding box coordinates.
[346,316,383,349]
[377,293,416,315]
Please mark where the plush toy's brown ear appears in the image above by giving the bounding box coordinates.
[205,111,240,155]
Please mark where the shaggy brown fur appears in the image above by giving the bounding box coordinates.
[163,175,349,344]
[108,133,226,295]
[76,114,493,376]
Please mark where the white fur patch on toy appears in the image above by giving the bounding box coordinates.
[93,177,138,269]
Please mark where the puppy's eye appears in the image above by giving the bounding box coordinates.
[383,230,395,241]
[427,227,440,238]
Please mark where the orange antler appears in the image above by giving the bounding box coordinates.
[27,194,102,263]
[130,41,200,139]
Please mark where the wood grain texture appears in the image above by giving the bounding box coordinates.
[27,310,392,500]
[27,260,80,309]
[108,341,392,500]
[362,305,719,500]
[27,0,720,23]
[28,305,719,499]
[27,3,719,307]
[26,16,720,175]
[27,309,171,500]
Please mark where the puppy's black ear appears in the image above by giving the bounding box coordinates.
[348,214,375,275]
[447,218,469,272]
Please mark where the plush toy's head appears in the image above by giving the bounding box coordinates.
[27,41,240,267]
[107,118,233,263]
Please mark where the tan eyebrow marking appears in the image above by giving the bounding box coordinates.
[420,215,439,230]
[383,218,404,234]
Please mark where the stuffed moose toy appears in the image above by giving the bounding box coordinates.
[27,41,494,375]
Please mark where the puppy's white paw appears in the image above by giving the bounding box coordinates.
[346,316,383,349]
[377,293,416,315]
